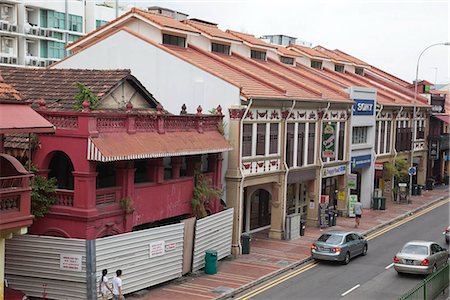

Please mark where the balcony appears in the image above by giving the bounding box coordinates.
[0,155,33,232]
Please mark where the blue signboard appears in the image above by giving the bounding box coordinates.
[351,154,372,170]
[353,99,375,116]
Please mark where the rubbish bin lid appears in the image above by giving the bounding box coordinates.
[242,232,251,237]
[205,250,218,255]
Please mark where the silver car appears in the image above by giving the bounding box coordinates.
[311,231,368,264]
[394,241,449,275]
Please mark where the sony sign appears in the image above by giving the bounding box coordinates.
[353,99,375,116]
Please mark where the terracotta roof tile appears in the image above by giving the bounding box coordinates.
[184,20,242,42]
[288,44,330,59]
[133,8,200,34]
[226,30,278,49]
[0,81,22,102]
[332,49,369,66]
[277,46,302,57]
[313,46,351,63]
[0,67,131,111]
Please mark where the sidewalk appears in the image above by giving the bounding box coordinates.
[128,186,449,300]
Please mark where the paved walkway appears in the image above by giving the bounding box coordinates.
[128,186,449,300]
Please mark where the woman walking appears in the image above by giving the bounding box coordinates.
[99,269,113,300]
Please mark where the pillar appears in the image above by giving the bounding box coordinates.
[306,169,321,226]
[171,157,182,180]
[226,177,242,256]
[269,181,284,239]
[416,154,427,186]
[0,238,4,300]
[116,162,135,199]
[73,171,97,210]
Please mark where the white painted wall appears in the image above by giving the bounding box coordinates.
[125,18,162,43]
[54,29,240,203]
[349,87,377,208]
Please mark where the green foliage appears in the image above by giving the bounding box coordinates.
[208,108,227,136]
[31,176,57,218]
[384,157,409,185]
[192,174,221,219]
[73,82,99,111]
[119,197,134,214]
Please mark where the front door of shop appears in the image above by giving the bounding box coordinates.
[321,177,338,208]
[250,189,271,230]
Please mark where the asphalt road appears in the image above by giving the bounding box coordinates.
[240,201,450,300]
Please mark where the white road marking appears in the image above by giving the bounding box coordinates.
[385,263,394,270]
[341,284,360,297]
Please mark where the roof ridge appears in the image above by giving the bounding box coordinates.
[367,65,411,86]
[231,53,322,96]
[364,71,422,100]
[187,44,287,95]
[267,57,349,98]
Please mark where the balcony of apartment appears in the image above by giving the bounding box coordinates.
[0,154,33,232]
[395,127,413,152]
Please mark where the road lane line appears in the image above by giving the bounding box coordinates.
[385,263,394,269]
[341,284,360,297]
[234,261,319,300]
[366,198,449,240]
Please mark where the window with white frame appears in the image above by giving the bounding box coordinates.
[251,50,266,60]
[0,36,14,55]
[211,43,230,55]
[376,120,393,154]
[242,122,280,158]
[0,4,13,23]
[286,122,316,168]
[416,119,425,139]
[311,60,322,69]
[352,126,368,144]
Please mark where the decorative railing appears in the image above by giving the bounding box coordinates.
[37,105,224,136]
[55,189,74,207]
[241,157,281,176]
[0,175,23,189]
[0,195,20,213]
[96,187,121,206]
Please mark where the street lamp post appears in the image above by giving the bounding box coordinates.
[409,42,450,196]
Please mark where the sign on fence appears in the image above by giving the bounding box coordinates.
[60,254,82,272]
[149,241,165,258]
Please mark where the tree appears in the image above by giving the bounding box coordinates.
[26,162,57,217]
[73,82,99,111]
[191,174,221,219]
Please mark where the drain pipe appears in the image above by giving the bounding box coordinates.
[282,100,296,234]
[238,99,253,243]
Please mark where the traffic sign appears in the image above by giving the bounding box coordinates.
[409,167,416,176]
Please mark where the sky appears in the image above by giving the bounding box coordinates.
[117,0,450,85]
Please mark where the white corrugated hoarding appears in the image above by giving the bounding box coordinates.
[95,222,184,296]
[5,235,87,299]
[192,208,233,271]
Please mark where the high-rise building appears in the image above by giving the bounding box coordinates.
[0,1,124,68]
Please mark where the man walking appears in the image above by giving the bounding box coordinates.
[354,200,363,228]
[111,269,123,300]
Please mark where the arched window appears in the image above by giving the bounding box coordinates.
[48,151,74,190]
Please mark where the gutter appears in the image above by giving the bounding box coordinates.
[282,100,296,233]
[239,99,253,241]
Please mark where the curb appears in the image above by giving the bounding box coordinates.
[216,193,449,300]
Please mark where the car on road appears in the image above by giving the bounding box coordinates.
[394,241,449,275]
[311,231,368,264]
[444,226,449,244]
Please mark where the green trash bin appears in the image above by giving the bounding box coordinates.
[372,197,381,210]
[204,250,218,274]
[417,185,422,196]
[241,233,251,254]
[379,197,386,210]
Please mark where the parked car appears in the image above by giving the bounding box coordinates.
[394,241,449,275]
[311,231,368,264]
[444,226,449,244]
[4,280,28,300]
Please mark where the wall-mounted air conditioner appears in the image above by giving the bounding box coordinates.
[9,24,17,32]
[30,28,38,35]
[0,56,9,63]
[39,29,45,36]
[9,57,17,64]
[1,22,8,31]
[46,59,58,67]
[38,60,46,67]
[31,59,38,66]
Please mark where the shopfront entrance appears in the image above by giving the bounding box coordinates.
[286,183,308,218]
[243,188,272,232]
[321,177,338,208]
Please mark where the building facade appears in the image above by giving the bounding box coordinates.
[0,0,123,68]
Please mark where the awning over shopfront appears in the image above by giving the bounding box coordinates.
[0,104,55,134]
[433,114,450,124]
[88,131,233,162]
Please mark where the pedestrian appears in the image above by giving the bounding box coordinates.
[111,269,124,300]
[99,269,112,300]
[354,199,363,228]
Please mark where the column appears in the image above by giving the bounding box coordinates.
[116,162,135,199]
[0,238,4,299]
[269,181,284,239]
[73,171,97,211]
[226,177,242,256]
[171,157,182,180]
[306,168,321,226]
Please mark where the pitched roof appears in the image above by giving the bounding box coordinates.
[277,46,302,58]
[66,8,199,52]
[332,49,370,66]
[226,30,278,49]
[184,20,242,42]
[288,44,330,59]
[0,81,22,102]
[313,46,351,63]
[0,67,157,111]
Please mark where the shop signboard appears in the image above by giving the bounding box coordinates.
[375,162,384,170]
[319,203,330,229]
[322,123,336,158]
[338,191,346,202]
[348,174,357,190]
[352,99,375,116]
[322,164,347,178]
[350,154,372,171]
[429,139,440,160]
[348,195,358,217]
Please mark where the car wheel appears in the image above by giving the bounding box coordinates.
[362,245,368,256]
[396,271,402,276]
[343,252,350,265]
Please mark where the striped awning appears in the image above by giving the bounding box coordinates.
[87,131,232,162]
